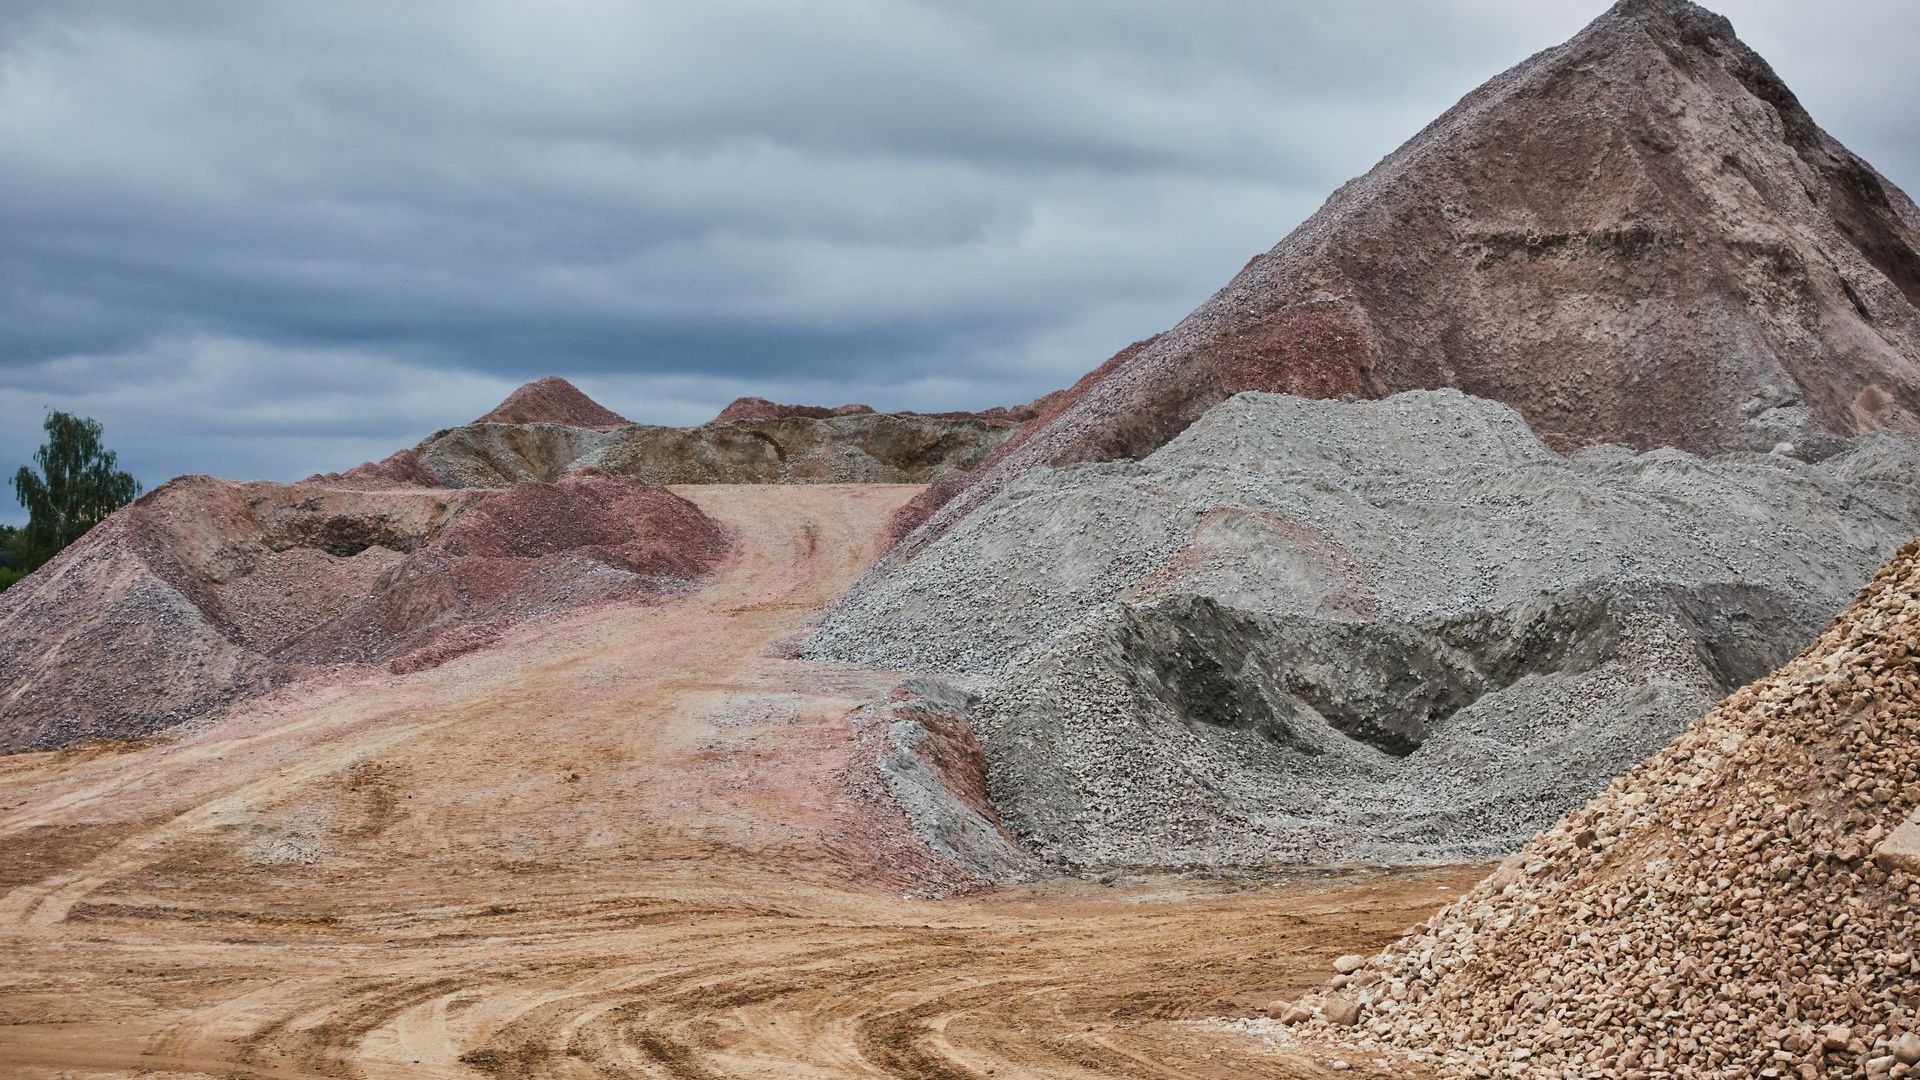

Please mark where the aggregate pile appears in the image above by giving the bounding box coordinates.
[415,382,1019,488]
[0,470,727,752]
[475,375,631,430]
[843,678,1038,892]
[806,390,1920,869]
[883,0,1920,559]
[1276,539,1920,1080]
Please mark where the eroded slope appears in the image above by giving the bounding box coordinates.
[0,472,727,751]
[889,0,1920,557]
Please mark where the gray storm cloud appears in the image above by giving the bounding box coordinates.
[0,0,1914,522]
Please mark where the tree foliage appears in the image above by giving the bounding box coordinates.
[6,412,141,585]
[0,524,23,592]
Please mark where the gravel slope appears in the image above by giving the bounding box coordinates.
[1268,538,1920,1079]
[806,390,1920,869]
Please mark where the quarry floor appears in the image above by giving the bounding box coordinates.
[0,484,1478,1079]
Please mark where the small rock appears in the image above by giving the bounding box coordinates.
[1323,994,1362,1026]
[1894,1033,1920,1065]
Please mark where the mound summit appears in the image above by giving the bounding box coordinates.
[474,375,631,430]
[890,0,1920,553]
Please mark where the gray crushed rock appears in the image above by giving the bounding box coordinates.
[805,390,1920,870]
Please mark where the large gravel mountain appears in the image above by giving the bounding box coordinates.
[886,0,1920,555]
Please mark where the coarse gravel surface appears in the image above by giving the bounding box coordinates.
[807,390,1920,870]
[1250,537,1920,1079]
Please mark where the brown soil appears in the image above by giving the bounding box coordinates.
[0,484,1475,1078]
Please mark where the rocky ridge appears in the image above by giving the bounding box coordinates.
[414,383,1019,488]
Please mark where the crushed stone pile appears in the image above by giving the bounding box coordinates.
[805,390,1920,869]
[841,678,1038,895]
[474,375,631,430]
[1269,538,1920,1080]
[886,0,1920,559]
[415,381,1019,488]
[0,470,727,752]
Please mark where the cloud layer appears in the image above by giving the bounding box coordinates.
[1,1,1915,519]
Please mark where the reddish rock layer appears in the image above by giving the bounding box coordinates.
[304,449,442,488]
[714,397,878,423]
[476,376,630,430]
[890,0,1920,553]
[0,472,727,751]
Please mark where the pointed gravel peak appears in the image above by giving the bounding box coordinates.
[475,376,630,430]
[1605,0,1733,32]
[887,0,1920,553]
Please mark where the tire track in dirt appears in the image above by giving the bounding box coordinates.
[0,484,1473,1078]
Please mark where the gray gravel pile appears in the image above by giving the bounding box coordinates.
[805,390,1920,869]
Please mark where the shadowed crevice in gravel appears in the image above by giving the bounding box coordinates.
[811,389,1920,872]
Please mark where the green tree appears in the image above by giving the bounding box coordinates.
[9,412,141,577]
[0,523,23,592]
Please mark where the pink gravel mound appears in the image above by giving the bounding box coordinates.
[889,0,1920,552]
[714,397,878,423]
[305,449,443,488]
[0,472,727,752]
[476,376,630,430]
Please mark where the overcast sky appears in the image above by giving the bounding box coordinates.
[2,0,1915,522]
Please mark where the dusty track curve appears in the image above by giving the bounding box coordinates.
[0,484,1471,1078]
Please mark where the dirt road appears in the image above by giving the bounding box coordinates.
[0,484,1472,1078]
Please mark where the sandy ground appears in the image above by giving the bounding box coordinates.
[0,484,1476,1078]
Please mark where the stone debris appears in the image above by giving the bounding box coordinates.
[843,678,1038,893]
[1273,539,1920,1078]
[1873,809,1920,875]
[808,390,1920,869]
